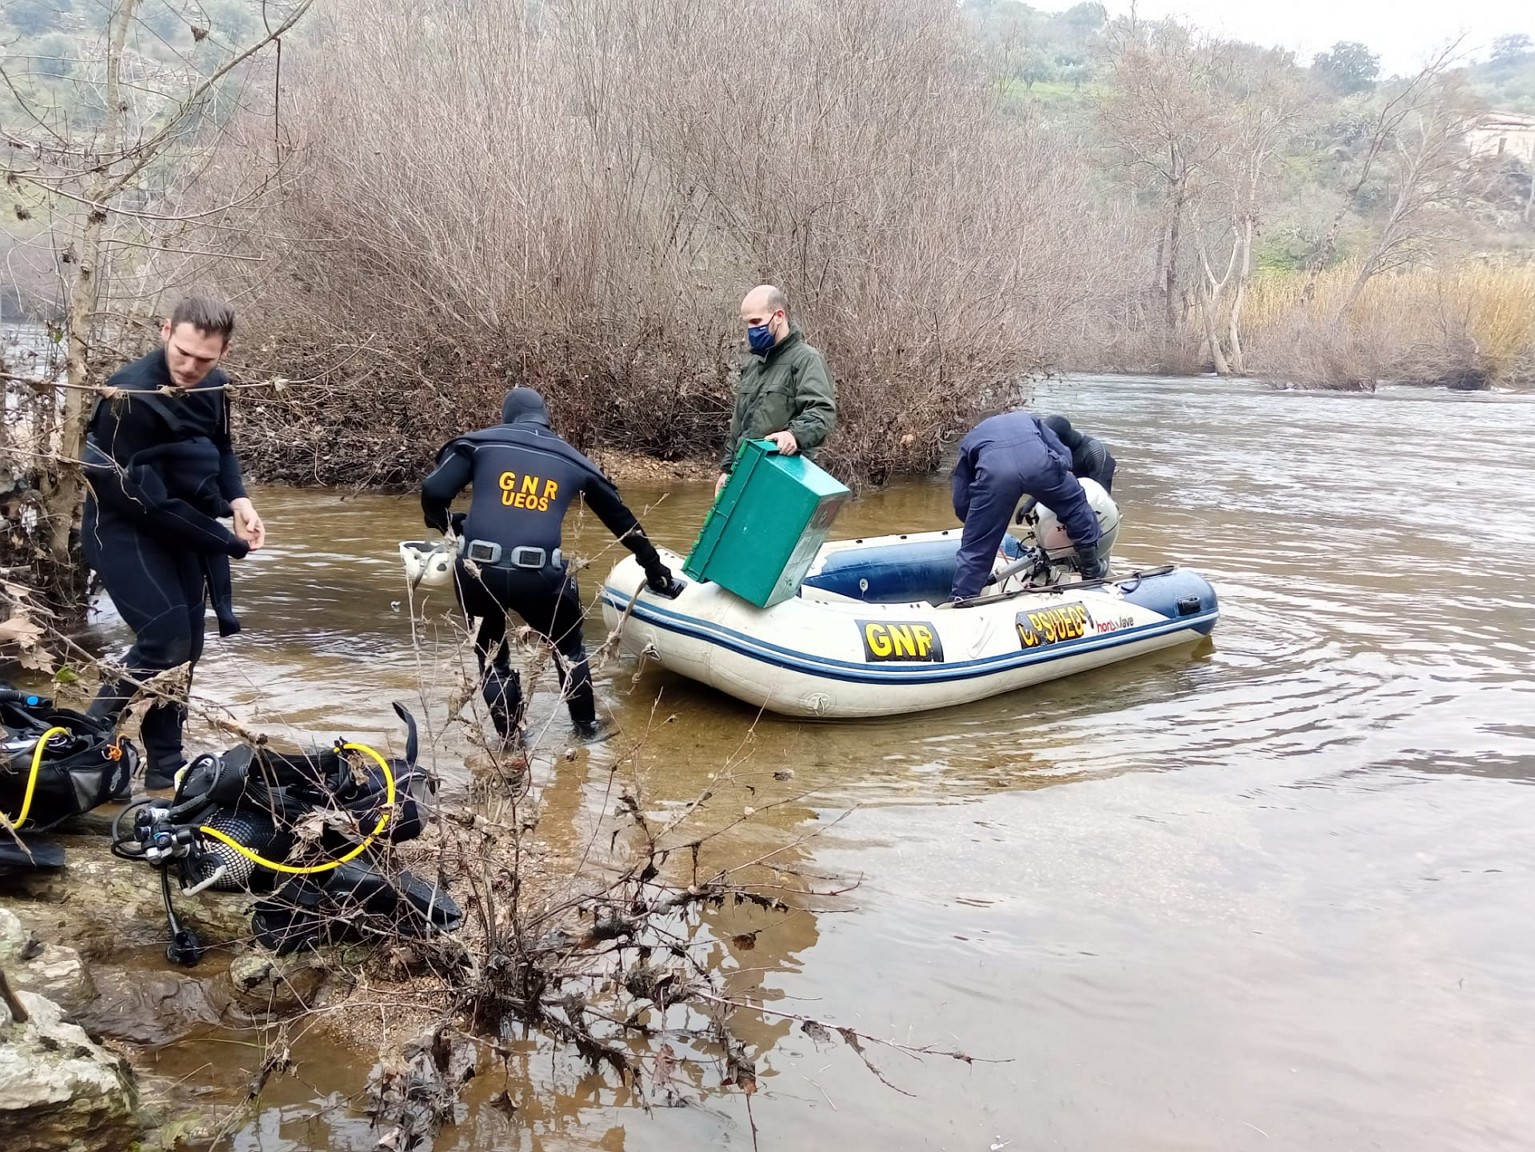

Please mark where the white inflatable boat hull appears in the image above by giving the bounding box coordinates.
[599,529,1218,719]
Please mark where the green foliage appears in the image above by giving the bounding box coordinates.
[1311,41,1380,95]
[1463,44,1535,112]
[1254,242,1306,273]
[5,0,73,37]
[962,0,1110,99]
[1061,3,1106,32]
[1018,45,1055,88]
[1492,34,1532,62]
[2,0,289,139]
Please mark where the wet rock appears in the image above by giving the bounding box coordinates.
[2,834,254,957]
[0,990,138,1152]
[71,966,231,1048]
[1443,368,1490,391]
[132,1092,223,1152]
[227,952,328,1018]
[0,908,94,1013]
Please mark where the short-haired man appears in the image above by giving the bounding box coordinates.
[82,295,265,789]
[715,284,837,495]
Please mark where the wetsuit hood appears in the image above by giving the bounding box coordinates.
[1041,415,1083,449]
[501,387,552,428]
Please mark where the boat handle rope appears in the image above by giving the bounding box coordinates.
[194,740,396,876]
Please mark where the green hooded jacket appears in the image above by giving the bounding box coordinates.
[722,325,837,472]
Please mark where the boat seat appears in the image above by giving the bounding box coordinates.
[801,538,961,605]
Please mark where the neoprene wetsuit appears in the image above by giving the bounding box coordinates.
[421,388,675,737]
[1040,415,1117,493]
[82,348,250,782]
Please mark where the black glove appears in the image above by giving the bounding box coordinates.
[1075,546,1108,580]
[449,512,467,536]
[644,565,685,599]
[1014,496,1039,525]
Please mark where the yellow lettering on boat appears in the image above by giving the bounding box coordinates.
[859,620,943,663]
[1015,603,1090,649]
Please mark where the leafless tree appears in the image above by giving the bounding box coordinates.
[1098,21,1229,335]
[1189,47,1312,374]
[1,0,312,600]
[224,0,1138,486]
[1097,25,1314,374]
[1337,77,1487,315]
[1297,45,1464,309]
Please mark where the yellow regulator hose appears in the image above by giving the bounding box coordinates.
[194,741,397,876]
[3,726,71,830]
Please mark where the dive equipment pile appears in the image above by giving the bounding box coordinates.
[110,702,461,966]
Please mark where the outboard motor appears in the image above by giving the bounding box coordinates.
[1025,478,1121,564]
[994,479,1122,591]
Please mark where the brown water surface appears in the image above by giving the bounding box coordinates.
[86,376,1535,1150]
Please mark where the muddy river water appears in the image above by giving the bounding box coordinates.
[85,375,1535,1150]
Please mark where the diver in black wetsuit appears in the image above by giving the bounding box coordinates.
[1040,415,1117,493]
[421,387,682,744]
[82,296,266,789]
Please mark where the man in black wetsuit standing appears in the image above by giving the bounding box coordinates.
[82,296,266,789]
[421,387,681,745]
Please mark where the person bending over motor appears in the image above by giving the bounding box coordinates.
[421,387,682,744]
[1040,415,1117,493]
[949,410,1104,602]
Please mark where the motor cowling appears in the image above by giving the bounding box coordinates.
[1019,478,1120,562]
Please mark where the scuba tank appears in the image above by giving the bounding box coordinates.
[111,702,461,966]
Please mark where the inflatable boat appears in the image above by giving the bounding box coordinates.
[598,527,1219,719]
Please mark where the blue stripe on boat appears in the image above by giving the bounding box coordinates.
[600,587,1218,687]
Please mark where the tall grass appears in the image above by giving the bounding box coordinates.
[1244,264,1535,389]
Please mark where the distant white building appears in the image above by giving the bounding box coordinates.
[1467,111,1535,166]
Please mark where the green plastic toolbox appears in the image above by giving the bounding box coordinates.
[683,439,851,608]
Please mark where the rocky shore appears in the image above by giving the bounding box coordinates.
[1,825,351,1151]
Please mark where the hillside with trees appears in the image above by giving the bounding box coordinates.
[3,0,1534,604]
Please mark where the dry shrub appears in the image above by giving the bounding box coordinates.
[221,0,1134,485]
[1244,263,1535,389]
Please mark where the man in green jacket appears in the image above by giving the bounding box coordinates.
[715,284,837,495]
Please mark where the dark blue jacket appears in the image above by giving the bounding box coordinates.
[949,411,1101,600]
[421,414,664,574]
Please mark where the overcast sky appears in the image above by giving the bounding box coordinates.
[1034,0,1535,75]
